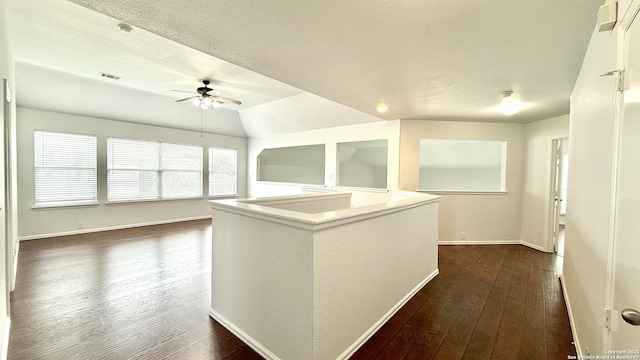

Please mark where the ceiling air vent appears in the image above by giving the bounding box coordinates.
[99,72,121,80]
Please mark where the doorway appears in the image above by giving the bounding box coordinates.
[550,137,569,256]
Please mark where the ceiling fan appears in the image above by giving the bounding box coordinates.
[174,80,242,109]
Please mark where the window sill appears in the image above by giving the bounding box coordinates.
[257,181,327,188]
[106,197,205,205]
[336,186,390,193]
[33,202,99,210]
[208,194,239,200]
[417,190,508,195]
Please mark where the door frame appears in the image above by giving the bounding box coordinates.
[2,79,10,317]
[604,0,640,349]
[548,136,568,254]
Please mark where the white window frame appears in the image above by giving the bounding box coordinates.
[208,147,238,197]
[34,130,98,208]
[107,138,203,202]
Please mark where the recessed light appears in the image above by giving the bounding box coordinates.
[376,104,389,113]
[118,23,133,34]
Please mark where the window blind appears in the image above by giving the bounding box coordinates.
[209,148,237,196]
[34,131,97,207]
[107,138,203,201]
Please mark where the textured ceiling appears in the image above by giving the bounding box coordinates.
[9,0,603,137]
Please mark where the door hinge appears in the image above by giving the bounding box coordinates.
[605,308,612,330]
[617,70,625,92]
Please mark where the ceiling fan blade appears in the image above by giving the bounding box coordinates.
[171,89,197,94]
[213,95,242,105]
[175,95,199,102]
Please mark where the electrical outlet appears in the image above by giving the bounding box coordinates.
[76,221,83,230]
[460,232,466,240]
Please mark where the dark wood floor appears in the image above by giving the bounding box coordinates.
[8,220,574,360]
[352,242,575,360]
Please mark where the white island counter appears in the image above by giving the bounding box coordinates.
[209,190,440,360]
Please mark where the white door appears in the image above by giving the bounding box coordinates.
[609,5,640,349]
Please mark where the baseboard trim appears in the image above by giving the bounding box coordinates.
[439,240,520,245]
[520,240,547,252]
[209,308,281,360]
[209,269,440,360]
[11,241,18,291]
[1,317,10,360]
[18,216,211,241]
[560,274,582,357]
[438,240,549,252]
[338,268,439,360]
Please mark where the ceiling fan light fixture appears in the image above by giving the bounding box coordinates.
[175,80,241,109]
[191,96,219,110]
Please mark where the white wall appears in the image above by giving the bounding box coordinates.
[247,120,399,197]
[17,63,248,138]
[399,120,525,244]
[239,92,385,138]
[339,158,387,188]
[520,114,570,251]
[249,118,529,246]
[17,107,248,239]
[0,0,13,354]
[419,166,502,191]
[563,22,619,356]
[259,165,325,185]
[339,157,376,187]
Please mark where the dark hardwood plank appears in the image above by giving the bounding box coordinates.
[356,244,575,360]
[490,246,531,360]
[8,220,257,360]
[543,254,576,360]
[519,247,547,360]
[431,247,504,360]
[369,247,481,360]
[350,278,441,360]
[461,246,513,360]
[8,222,576,360]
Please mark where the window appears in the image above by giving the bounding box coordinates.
[107,138,203,202]
[337,140,388,188]
[419,139,507,192]
[34,130,97,207]
[209,148,237,196]
[257,144,325,185]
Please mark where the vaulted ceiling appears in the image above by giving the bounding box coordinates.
[9,0,603,138]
